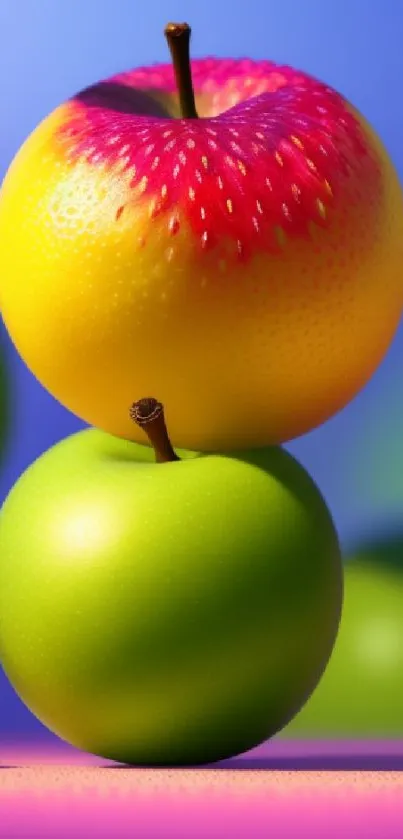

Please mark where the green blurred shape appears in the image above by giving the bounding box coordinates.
[280,535,403,738]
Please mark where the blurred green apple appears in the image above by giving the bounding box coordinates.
[280,536,403,738]
[0,398,342,765]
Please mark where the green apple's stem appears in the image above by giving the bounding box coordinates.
[164,22,199,119]
[130,398,180,463]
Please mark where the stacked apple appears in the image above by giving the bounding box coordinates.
[0,22,402,766]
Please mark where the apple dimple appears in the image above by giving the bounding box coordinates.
[113,57,301,108]
[55,58,378,263]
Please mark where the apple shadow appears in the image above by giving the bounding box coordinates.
[75,81,171,119]
[102,754,403,771]
[2,752,403,771]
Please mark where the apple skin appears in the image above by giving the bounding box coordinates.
[0,57,402,451]
[280,543,403,738]
[0,429,342,766]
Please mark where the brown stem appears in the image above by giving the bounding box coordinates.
[130,398,180,463]
[164,22,198,119]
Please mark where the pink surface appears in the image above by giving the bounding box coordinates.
[1,742,403,838]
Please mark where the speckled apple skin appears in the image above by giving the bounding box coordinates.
[0,429,341,766]
[0,58,402,450]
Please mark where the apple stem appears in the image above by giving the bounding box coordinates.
[164,22,199,119]
[130,398,180,463]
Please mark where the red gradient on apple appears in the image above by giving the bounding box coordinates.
[56,59,375,262]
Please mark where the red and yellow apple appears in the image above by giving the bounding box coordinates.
[0,24,402,451]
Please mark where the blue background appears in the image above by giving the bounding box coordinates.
[1,0,403,742]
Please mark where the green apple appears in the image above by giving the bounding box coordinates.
[0,398,342,765]
[280,538,403,738]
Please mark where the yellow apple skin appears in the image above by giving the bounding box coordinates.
[0,58,403,451]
